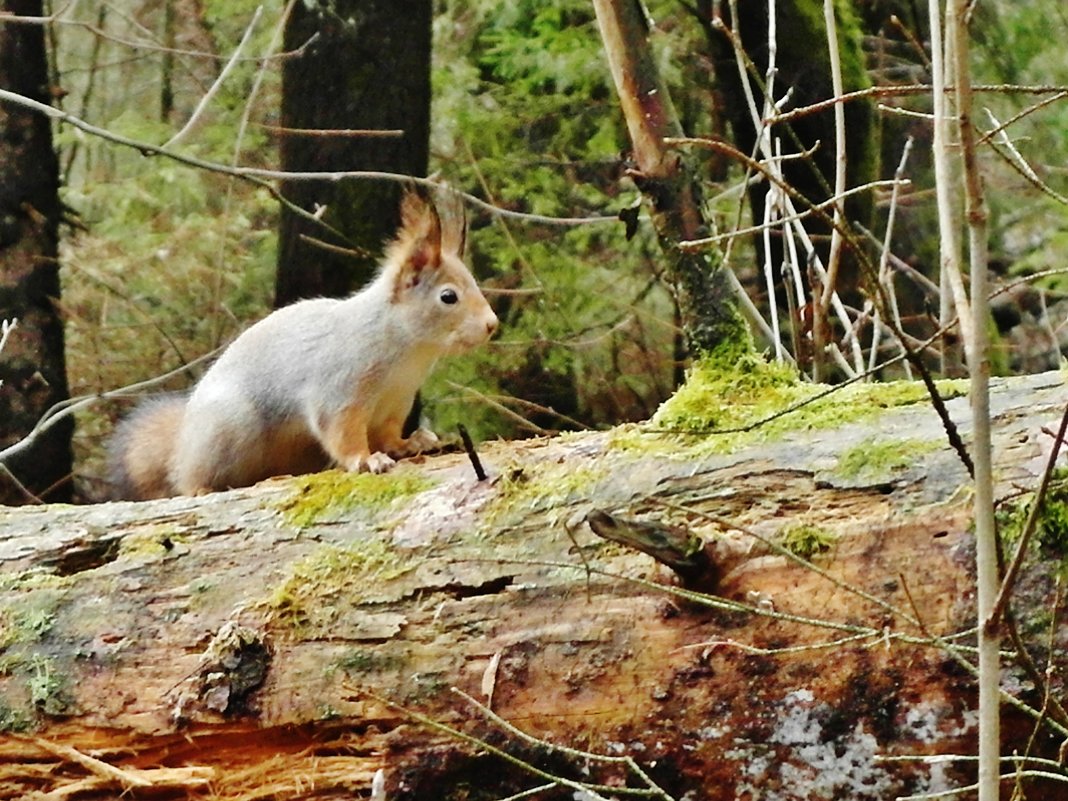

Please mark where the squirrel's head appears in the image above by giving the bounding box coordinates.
[384,188,498,354]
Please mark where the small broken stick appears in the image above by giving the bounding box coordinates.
[457,424,487,481]
[585,509,720,589]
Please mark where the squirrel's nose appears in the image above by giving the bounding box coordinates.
[486,315,499,337]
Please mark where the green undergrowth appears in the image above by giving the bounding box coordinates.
[277,470,436,529]
[617,353,967,457]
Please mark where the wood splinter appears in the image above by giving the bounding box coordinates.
[585,508,719,588]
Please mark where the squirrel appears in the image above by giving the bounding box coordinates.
[108,189,498,500]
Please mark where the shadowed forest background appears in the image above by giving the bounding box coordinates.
[2,0,1068,502]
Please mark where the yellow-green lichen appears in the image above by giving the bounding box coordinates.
[25,655,70,716]
[615,353,967,458]
[778,522,837,560]
[264,539,415,631]
[0,592,61,650]
[329,648,405,677]
[117,528,184,560]
[484,463,608,527]
[0,698,32,733]
[835,437,939,483]
[0,571,72,594]
[278,469,435,528]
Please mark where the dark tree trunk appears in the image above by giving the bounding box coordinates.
[0,0,73,504]
[703,0,878,304]
[275,0,432,306]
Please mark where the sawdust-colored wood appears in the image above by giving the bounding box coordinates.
[0,371,1065,800]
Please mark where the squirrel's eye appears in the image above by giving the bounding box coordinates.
[440,288,459,305]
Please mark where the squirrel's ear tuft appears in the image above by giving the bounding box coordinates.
[399,187,433,232]
[388,188,443,295]
[436,189,467,256]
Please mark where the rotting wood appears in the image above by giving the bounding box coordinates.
[0,370,1065,800]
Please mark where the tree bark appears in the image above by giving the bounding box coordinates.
[0,371,1066,799]
[0,0,73,504]
[275,0,432,306]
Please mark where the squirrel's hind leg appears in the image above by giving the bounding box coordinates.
[169,397,267,494]
[321,405,396,474]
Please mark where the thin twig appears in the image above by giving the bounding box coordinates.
[0,349,220,466]
[655,500,922,629]
[451,688,673,800]
[355,690,670,800]
[989,399,1068,625]
[164,6,263,148]
[984,108,1068,206]
[978,90,1068,145]
[0,317,16,367]
[257,123,404,138]
[0,6,317,63]
[815,0,849,382]
[0,88,616,228]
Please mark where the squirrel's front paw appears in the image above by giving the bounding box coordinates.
[346,452,396,473]
[399,427,441,456]
[365,452,396,473]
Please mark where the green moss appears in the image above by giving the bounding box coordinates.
[264,539,415,631]
[117,528,183,560]
[278,469,435,529]
[331,648,405,676]
[626,352,966,458]
[0,571,72,593]
[651,353,800,432]
[835,437,938,483]
[0,698,32,733]
[401,671,449,702]
[999,469,1068,561]
[778,523,837,560]
[0,593,61,650]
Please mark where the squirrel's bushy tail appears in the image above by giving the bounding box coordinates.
[108,394,187,500]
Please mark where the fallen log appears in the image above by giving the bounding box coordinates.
[0,370,1065,800]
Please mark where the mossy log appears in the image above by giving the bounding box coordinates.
[0,371,1066,800]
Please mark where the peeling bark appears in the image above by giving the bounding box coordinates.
[0,371,1066,799]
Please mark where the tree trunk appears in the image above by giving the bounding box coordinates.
[593,0,750,361]
[0,0,73,505]
[275,0,432,306]
[0,370,1066,799]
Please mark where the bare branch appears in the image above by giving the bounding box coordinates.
[0,350,220,467]
[164,5,264,148]
[0,4,318,63]
[0,87,614,227]
[256,123,404,138]
[816,0,849,377]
